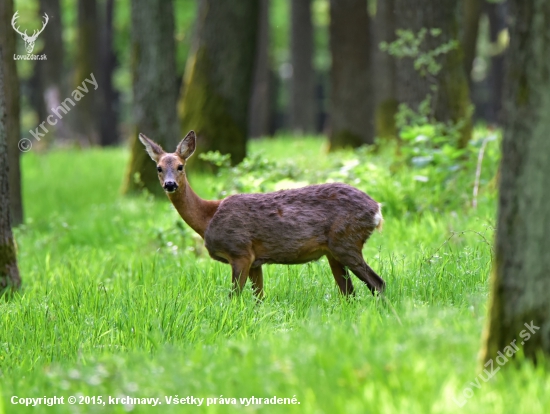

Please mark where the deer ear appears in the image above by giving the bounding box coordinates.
[138,133,164,162]
[176,130,196,160]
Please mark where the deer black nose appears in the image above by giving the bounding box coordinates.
[163,181,178,192]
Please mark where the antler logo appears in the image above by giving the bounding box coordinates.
[11,11,49,54]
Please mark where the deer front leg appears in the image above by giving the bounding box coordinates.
[248,266,264,299]
[229,257,252,297]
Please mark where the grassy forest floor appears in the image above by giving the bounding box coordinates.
[1,135,549,413]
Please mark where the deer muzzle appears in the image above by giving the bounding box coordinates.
[163,181,178,193]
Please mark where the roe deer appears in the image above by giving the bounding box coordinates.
[139,130,385,299]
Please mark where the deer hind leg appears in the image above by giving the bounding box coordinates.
[326,254,354,296]
[349,257,385,295]
[248,266,264,299]
[229,256,252,296]
[330,248,385,295]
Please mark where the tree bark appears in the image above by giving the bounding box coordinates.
[0,46,21,292]
[373,0,398,140]
[483,0,550,362]
[393,0,472,147]
[248,0,272,139]
[290,0,315,134]
[98,0,119,146]
[179,0,259,169]
[329,0,374,150]
[0,0,23,226]
[74,0,100,144]
[123,0,179,195]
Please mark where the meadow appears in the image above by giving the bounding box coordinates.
[1,135,549,413]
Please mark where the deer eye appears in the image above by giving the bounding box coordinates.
[157,166,162,173]
[177,165,184,171]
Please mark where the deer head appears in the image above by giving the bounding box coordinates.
[12,11,49,54]
[139,130,196,194]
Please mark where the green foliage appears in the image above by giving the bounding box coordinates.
[394,95,468,184]
[200,149,304,196]
[380,28,459,78]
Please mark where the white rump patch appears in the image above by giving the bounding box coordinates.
[374,204,384,231]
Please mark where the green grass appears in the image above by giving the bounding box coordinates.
[1,136,549,413]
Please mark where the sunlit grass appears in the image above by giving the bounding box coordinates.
[1,136,548,413]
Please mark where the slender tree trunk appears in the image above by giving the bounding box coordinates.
[98,0,119,146]
[74,0,100,145]
[28,64,47,128]
[39,0,69,141]
[373,0,398,140]
[329,0,374,150]
[290,0,315,134]
[393,0,472,147]
[179,0,259,169]
[124,0,179,195]
[462,0,482,89]
[0,46,21,292]
[485,0,508,125]
[483,0,550,362]
[248,0,271,139]
[0,0,23,226]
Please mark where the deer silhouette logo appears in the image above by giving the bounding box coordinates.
[11,11,49,54]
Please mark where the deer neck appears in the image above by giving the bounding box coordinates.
[167,176,220,239]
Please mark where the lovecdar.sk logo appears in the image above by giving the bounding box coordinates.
[11,10,48,60]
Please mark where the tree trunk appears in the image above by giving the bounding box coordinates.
[329,0,374,150]
[178,0,259,169]
[98,0,119,146]
[462,0,482,89]
[290,0,315,134]
[393,0,472,147]
[248,0,272,139]
[373,0,398,140]
[74,0,100,145]
[483,0,550,362]
[0,0,23,226]
[485,0,508,125]
[0,46,21,292]
[123,0,179,195]
[39,0,70,142]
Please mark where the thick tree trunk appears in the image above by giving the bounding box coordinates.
[373,0,398,140]
[329,0,374,150]
[39,0,69,141]
[0,0,23,226]
[0,46,21,292]
[393,0,472,147]
[74,0,100,144]
[248,0,272,139]
[290,0,315,134]
[98,0,119,146]
[483,0,550,362]
[124,0,179,195]
[179,0,259,169]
